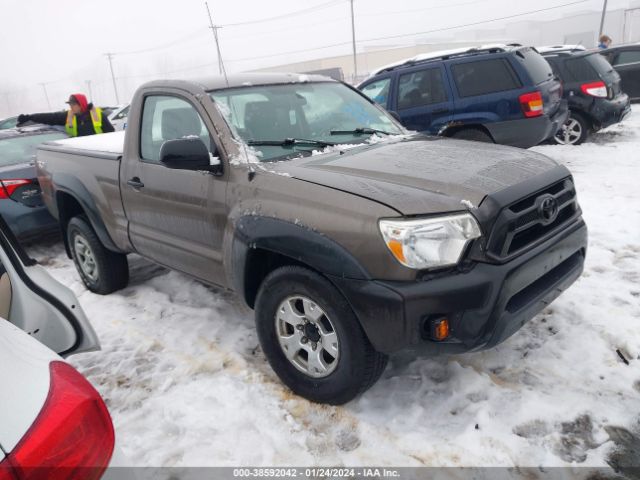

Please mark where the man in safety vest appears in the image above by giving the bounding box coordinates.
[16,93,115,137]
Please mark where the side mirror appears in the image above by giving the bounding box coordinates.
[159,138,222,174]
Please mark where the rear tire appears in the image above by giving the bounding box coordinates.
[451,128,494,143]
[255,266,388,405]
[67,216,129,295]
[553,112,589,145]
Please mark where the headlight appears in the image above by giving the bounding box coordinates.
[379,213,482,270]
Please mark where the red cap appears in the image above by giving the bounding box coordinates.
[67,93,89,113]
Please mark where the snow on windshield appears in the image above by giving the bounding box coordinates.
[210,82,404,162]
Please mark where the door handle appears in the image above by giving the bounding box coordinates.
[432,108,450,114]
[127,177,144,189]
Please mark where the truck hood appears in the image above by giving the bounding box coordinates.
[269,135,559,215]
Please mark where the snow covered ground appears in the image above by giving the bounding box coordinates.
[27,112,640,470]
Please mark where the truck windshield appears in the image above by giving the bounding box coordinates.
[209,82,404,161]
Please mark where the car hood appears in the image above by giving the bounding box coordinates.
[268,135,559,215]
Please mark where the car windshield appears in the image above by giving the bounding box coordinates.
[209,82,403,161]
[0,132,67,167]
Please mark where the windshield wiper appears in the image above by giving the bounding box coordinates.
[247,138,336,148]
[329,127,393,136]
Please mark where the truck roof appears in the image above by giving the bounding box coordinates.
[142,73,338,92]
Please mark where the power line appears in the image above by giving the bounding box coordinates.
[218,0,343,27]
[227,0,590,63]
[113,28,209,56]
[359,0,487,18]
[360,0,591,44]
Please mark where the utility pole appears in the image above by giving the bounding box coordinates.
[39,83,52,110]
[205,2,227,80]
[105,53,120,104]
[86,80,94,103]
[350,0,358,83]
[599,0,608,38]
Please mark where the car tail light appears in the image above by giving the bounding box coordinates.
[0,361,114,480]
[519,91,544,118]
[580,81,607,98]
[0,179,31,200]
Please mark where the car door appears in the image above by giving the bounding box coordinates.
[0,214,99,356]
[393,65,453,133]
[120,90,228,286]
[611,49,640,100]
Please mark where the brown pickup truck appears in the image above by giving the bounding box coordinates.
[36,73,587,404]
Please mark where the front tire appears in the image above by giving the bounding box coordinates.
[255,266,388,404]
[554,112,589,145]
[67,216,129,294]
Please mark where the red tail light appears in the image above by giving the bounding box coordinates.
[580,81,607,98]
[0,361,115,480]
[519,91,544,118]
[0,179,31,200]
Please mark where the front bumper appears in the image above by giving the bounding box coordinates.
[486,100,569,148]
[330,219,587,355]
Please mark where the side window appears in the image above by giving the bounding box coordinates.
[452,58,522,97]
[614,51,640,66]
[564,58,598,81]
[397,68,448,110]
[140,95,213,163]
[360,78,391,108]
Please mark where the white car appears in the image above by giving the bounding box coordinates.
[108,105,129,131]
[0,215,133,479]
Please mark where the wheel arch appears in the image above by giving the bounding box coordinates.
[55,185,122,258]
[231,216,371,310]
[441,123,495,141]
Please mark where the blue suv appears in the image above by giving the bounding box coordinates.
[358,45,568,148]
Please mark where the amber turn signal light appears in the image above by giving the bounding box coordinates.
[432,317,450,341]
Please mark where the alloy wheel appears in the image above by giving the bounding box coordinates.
[274,295,340,378]
[73,235,99,282]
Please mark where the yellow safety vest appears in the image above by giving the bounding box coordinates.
[65,108,104,137]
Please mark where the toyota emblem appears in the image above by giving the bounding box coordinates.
[537,195,559,225]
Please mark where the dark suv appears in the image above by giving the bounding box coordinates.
[540,46,631,145]
[358,45,568,148]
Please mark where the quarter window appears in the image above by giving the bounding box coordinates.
[360,78,391,108]
[452,58,522,97]
[397,68,448,109]
[140,95,214,163]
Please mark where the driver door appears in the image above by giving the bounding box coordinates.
[120,91,227,286]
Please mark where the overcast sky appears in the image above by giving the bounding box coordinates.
[0,0,633,115]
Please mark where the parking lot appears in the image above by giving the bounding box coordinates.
[23,111,639,468]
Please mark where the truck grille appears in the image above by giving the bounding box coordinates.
[487,178,580,260]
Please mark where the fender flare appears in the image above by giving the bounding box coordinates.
[231,216,371,307]
[54,174,122,255]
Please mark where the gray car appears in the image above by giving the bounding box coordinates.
[0,126,66,240]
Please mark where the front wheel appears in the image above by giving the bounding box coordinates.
[553,112,590,145]
[67,216,129,295]
[255,266,388,404]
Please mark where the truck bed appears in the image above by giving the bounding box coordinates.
[36,131,131,253]
[42,131,125,157]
